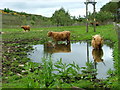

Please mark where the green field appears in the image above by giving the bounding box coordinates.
[2,25,119,88]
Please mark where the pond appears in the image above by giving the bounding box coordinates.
[28,40,114,79]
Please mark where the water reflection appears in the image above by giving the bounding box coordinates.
[92,49,104,63]
[87,41,89,62]
[28,41,114,79]
[92,49,106,70]
[44,43,71,54]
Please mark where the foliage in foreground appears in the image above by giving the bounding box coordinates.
[3,58,98,88]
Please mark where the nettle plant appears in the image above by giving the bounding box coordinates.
[24,57,97,88]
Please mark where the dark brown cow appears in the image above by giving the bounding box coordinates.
[90,22,99,26]
[21,25,30,31]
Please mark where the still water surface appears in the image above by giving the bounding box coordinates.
[28,41,114,79]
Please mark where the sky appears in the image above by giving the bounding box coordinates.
[0,0,113,17]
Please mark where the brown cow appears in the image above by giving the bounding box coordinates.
[47,31,70,44]
[90,22,99,26]
[91,35,104,49]
[21,25,30,32]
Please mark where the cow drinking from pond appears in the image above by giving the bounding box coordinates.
[91,35,104,49]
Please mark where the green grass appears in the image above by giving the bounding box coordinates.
[2,24,119,88]
[2,24,117,43]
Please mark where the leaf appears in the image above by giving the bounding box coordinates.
[54,64,62,68]
[81,67,86,69]
[54,69,62,73]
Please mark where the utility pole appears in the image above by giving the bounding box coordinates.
[93,3,96,32]
[85,2,88,32]
[84,0,97,32]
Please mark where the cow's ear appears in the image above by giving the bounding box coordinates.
[92,36,95,40]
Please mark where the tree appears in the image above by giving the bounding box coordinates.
[3,8,11,13]
[51,8,73,26]
[100,1,120,22]
[100,2,119,14]
[88,11,114,23]
[31,15,36,21]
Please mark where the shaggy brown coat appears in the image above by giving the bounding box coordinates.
[91,35,104,49]
[21,25,30,31]
[47,31,70,43]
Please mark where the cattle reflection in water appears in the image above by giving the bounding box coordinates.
[92,49,105,69]
[92,49,104,62]
[44,42,71,53]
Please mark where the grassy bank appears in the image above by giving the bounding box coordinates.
[2,24,119,88]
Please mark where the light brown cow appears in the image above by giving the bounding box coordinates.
[47,31,70,44]
[91,35,104,49]
[21,25,30,31]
